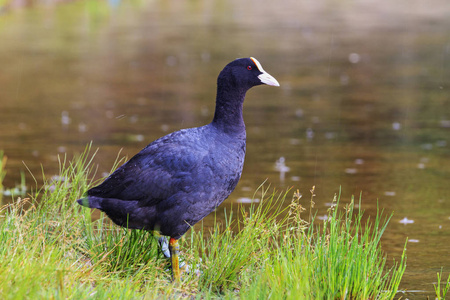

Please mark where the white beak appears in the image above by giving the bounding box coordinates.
[258,71,280,87]
[251,57,280,87]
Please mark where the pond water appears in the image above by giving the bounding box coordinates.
[0,0,449,298]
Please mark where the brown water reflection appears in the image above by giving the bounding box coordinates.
[1,0,450,297]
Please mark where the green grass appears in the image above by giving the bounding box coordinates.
[435,269,450,300]
[0,146,409,299]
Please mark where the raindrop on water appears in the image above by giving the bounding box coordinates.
[78,123,87,132]
[345,168,357,174]
[132,134,144,142]
[399,217,414,224]
[348,53,361,64]
[354,158,364,165]
[317,215,328,221]
[129,115,139,123]
[236,197,260,204]
[440,120,450,128]
[306,128,314,140]
[57,146,66,153]
[275,157,290,182]
[392,122,401,130]
[291,176,301,181]
[61,111,70,126]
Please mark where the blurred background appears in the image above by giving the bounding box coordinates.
[0,0,449,297]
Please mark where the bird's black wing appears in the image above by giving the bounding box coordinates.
[87,129,208,206]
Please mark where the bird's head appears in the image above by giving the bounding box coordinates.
[218,57,280,91]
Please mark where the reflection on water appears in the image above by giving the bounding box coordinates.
[0,0,449,298]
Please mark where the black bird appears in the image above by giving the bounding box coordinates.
[77,57,279,281]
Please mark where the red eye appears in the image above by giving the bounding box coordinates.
[247,66,252,70]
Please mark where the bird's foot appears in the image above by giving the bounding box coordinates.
[158,236,171,258]
[158,236,202,280]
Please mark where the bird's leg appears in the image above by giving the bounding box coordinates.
[153,232,185,281]
[169,237,181,282]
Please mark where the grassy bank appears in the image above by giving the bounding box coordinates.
[0,148,407,299]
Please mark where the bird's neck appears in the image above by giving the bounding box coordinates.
[211,84,247,134]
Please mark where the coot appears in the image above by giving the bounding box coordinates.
[77,57,279,281]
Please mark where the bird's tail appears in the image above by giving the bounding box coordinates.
[77,197,91,207]
[76,196,103,209]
